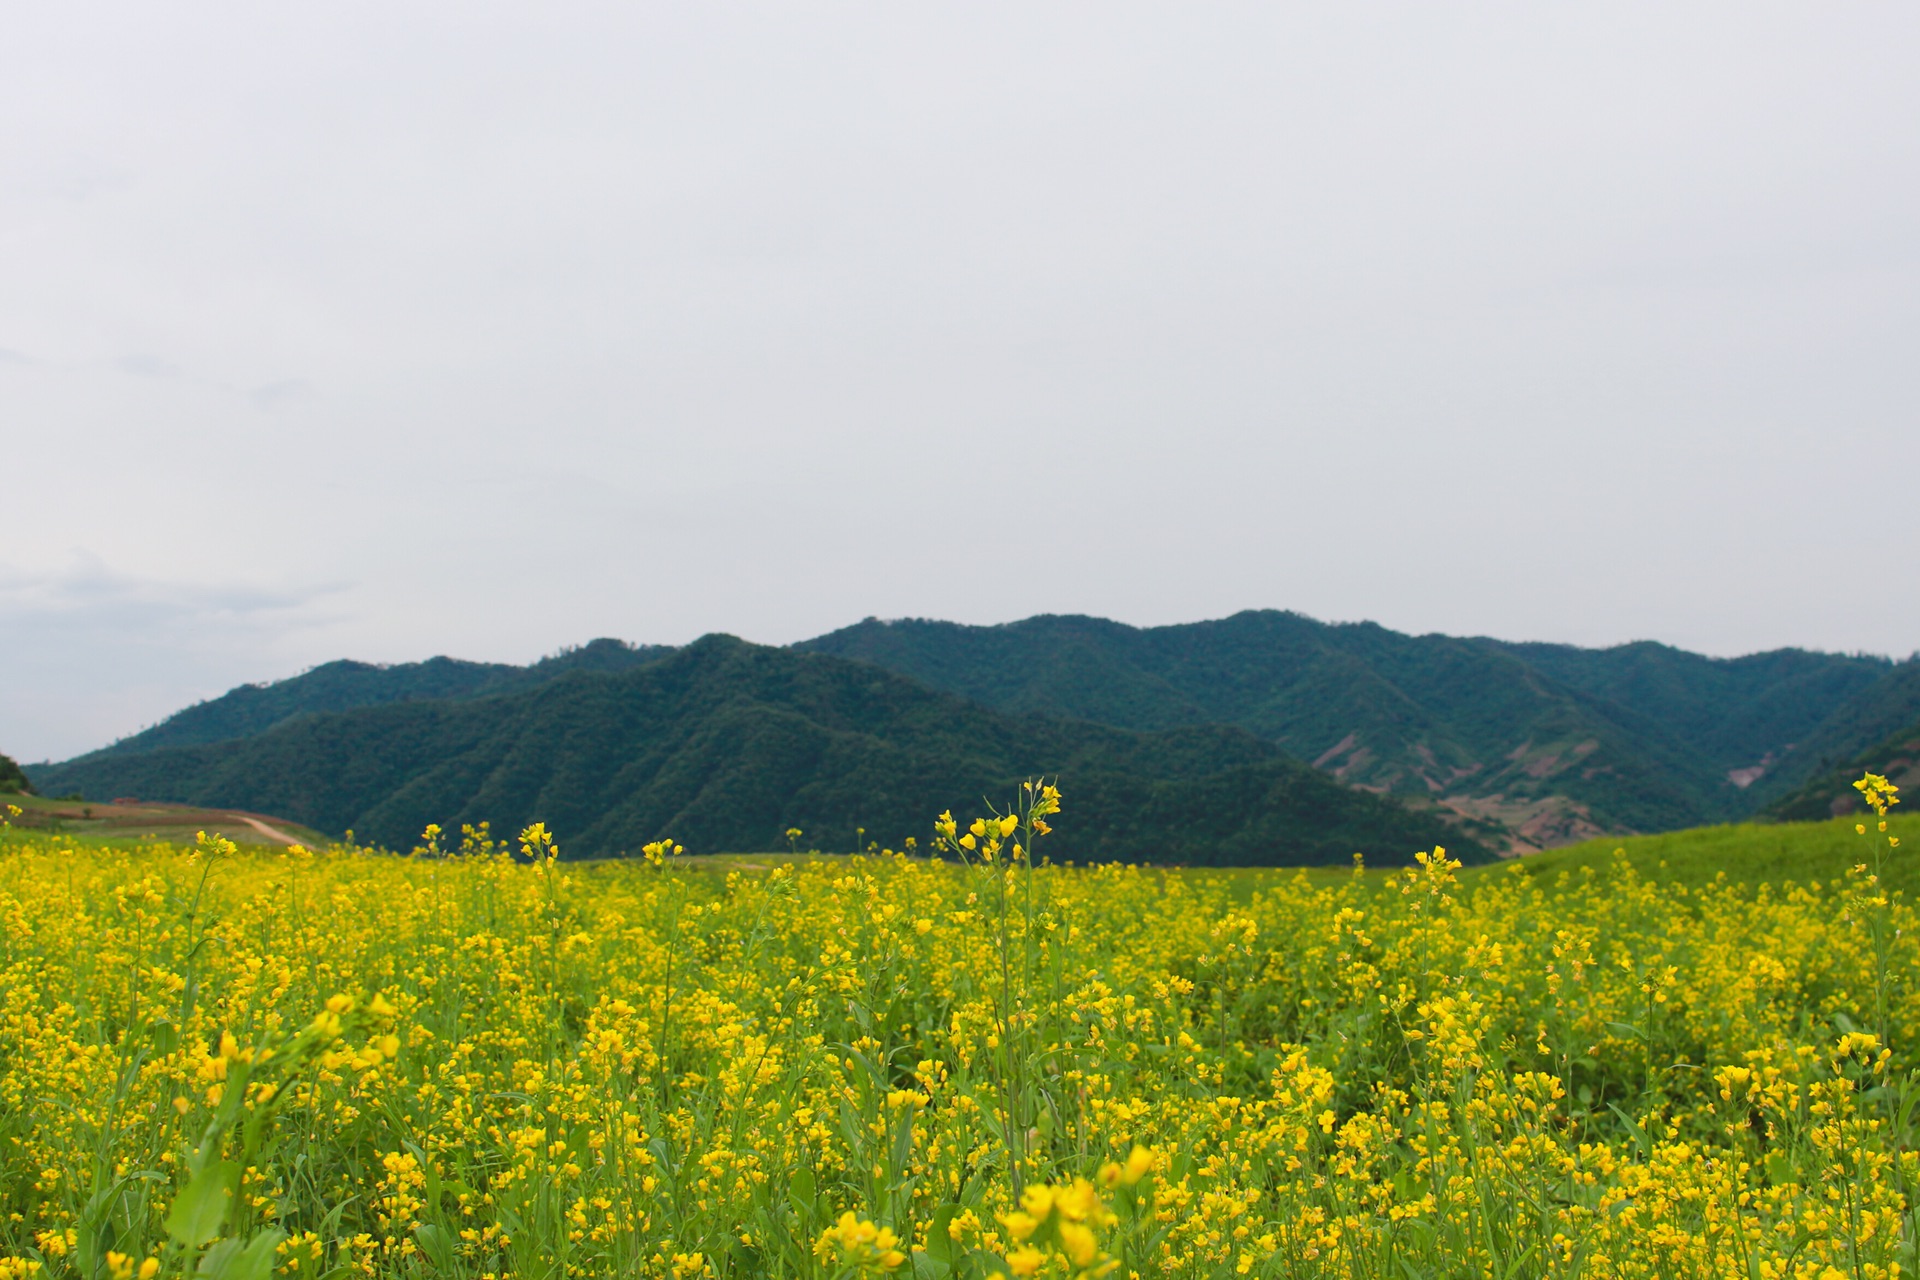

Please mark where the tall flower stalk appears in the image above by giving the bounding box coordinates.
[1850,772,1902,1049]
[933,780,1061,1202]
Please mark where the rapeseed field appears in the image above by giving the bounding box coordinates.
[1,778,1914,1279]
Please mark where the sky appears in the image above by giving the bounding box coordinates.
[3,3,1918,762]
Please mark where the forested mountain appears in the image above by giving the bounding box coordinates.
[800,612,1898,846]
[1476,639,1890,777]
[1739,659,1920,806]
[1762,707,1920,823]
[32,610,1912,855]
[29,636,1481,866]
[76,639,672,758]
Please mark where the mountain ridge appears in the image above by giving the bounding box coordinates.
[26,609,1912,853]
[75,638,673,760]
[29,635,1484,866]
[797,611,1896,843]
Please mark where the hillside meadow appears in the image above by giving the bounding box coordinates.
[1505,812,1920,894]
[1,783,1916,1279]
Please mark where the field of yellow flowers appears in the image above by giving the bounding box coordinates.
[1,778,1915,1280]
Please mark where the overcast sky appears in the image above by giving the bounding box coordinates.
[3,3,1917,761]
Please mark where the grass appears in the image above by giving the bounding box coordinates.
[631,815,1920,910]
[0,790,330,848]
[1499,811,1920,892]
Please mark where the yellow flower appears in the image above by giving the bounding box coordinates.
[7,779,1916,1280]
[815,1211,907,1272]
[1001,1210,1040,1242]
[1059,1221,1099,1266]
[1854,772,1900,816]
[1123,1145,1155,1184]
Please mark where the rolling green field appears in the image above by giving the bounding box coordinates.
[1501,811,1920,891]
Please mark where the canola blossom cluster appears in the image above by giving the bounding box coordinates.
[1,780,1916,1279]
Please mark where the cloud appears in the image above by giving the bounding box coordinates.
[249,378,314,410]
[0,555,351,762]
[0,553,334,627]
[113,355,180,380]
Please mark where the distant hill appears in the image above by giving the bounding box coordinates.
[1738,659,1920,807]
[1476,639,1889,777]
[1761,708,1920,824]
[76,638,673,759]
[28,636,1482,866]
[33,610,1910,855]
[799,612,1893,846]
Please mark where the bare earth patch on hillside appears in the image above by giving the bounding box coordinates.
[1439,791,1609,856]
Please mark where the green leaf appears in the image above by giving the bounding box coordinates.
[924,1204,959,1266]
[166,1159,241,1247]
[1896,1079,1920,1135]
[789,1165,816,1216]
[890,1110,917,1172]
[1607,1106,1651,1161]
[198,1231,284,1280]
[77,1179,132,1278]
[413,1224,455,1274]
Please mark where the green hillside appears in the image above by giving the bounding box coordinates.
[31,610,1911,856]
[1761,712,1920,823]
[29,636,1482,866]
[1741,659,1920,806]
[1500,811,1920,894]
[1479,638,1888,774]
[73,638,672,758]
[798,612,1890,846]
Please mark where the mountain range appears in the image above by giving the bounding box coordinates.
[799,613,1910,845]
[26,635,1475,865]
[83,638,673,757]
[1759,660,1920,823]
[25,609,1918,860]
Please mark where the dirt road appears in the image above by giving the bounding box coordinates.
[235,815,308,846]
